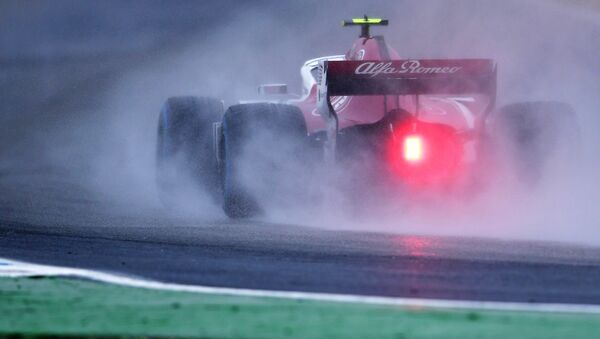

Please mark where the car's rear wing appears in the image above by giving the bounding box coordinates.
[317,59,497,120]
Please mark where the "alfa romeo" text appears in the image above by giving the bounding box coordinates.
[354,60,462,77]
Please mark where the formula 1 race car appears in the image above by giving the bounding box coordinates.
[156,17,578,218]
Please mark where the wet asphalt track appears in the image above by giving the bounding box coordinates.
[2,171,600,305]
[2,0,600,307]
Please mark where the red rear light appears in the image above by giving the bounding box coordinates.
[403,135,424,163]
[388,120,463,185]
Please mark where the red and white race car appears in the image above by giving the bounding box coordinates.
[156,17,578,218]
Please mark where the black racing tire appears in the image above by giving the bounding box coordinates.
[492,101,579,183]
[156,96,223,206]
[221,103,308,218]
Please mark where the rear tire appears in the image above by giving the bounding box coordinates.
[492,101,579,183]
[221,103,308,218]
[156,96,223,206]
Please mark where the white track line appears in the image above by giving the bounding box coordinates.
[2,257,600,315]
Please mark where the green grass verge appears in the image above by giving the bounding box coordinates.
[1,277,599,338]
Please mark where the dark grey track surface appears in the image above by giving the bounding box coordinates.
[2,172,600,305]
[3,212,600,305]
[2,0,600,307]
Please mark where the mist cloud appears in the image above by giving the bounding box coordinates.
[52,0,600,245]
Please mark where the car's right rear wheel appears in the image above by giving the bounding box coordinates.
[493,101,579,184]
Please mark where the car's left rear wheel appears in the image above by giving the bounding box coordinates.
[221,103,308,218]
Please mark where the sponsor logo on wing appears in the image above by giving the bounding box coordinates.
[354,60,462,77]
